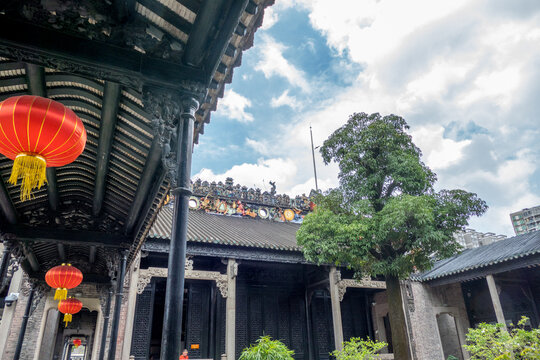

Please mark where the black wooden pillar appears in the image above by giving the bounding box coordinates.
[107,251,128,360]
[160,93,199,360]
[13,284,35,360]
[98,287,113,360]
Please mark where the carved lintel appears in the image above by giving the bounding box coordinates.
[335,270,386,302]
[136,265,229,297]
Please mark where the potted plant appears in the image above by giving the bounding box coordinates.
[239,335,294,360]
[331,337,388,360]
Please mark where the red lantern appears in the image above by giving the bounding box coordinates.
[73,338,82,348]
[0,95,86,200]
[58,297,83,327]
[45,263,83,300]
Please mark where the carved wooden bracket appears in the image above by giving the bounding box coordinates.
[335,270,386,302]
[137,258,228,297]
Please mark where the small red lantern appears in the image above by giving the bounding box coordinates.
[0,95,86,200]
[45,263,83,300]
[58,297,83,327]
[73,338,82,348]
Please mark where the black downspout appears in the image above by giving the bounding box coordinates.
[13,285,35,360]
[0,244,11,293]
[98,288,113,360]
[107,252,128,360]
[305,288,314,360]
[160,96,197,360]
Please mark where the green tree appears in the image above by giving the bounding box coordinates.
[297,113,487,360]
[238,336,295,360]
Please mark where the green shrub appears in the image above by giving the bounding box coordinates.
[238,335,294,360]
[331,337,388,360]
[464,317,540,359]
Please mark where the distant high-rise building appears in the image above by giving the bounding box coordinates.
[454,228,507,249]
[510,205,540,235]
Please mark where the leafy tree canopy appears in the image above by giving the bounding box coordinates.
[297,112,487,278]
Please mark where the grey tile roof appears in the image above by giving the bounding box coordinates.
[148,206,302,251]
[415,230,540,282]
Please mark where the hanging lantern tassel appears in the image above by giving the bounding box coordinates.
[8,153,47,201]
[63,313,73,327]
[54,287,68,301]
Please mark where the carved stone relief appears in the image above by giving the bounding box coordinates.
[137,259,228,297]
[335,270,386,302]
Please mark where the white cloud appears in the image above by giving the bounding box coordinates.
[261,7,279,30]
[216,89,254,123]
[245,138,270,156]
[301,0,470,64]
[194,158,299,193]
[255,35,310,92]
[410,125,471,170]
[270,90,301,109]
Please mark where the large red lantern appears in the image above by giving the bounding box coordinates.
[58,297,83,327]
[73,338,82,348]
[0,95,86,200]
[45,263,83,300]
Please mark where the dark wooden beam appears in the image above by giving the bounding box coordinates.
[93,82,121,217]
[9,225,130,248]
[138,0,193,36]
[113,0,136,22]
[0,17,207,90]
[132,167,166,240]
[22,246,40,272]
[57,243,66,262]
[25,63,60,213]
[183,0,227,67]
[203,0,249,82]
[124,138,162,234]
[89,245,97,264]
[0,178,17,224]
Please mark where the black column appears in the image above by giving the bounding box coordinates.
[107,251,128,360]
[160,95,198,360]
[13,285,35,360]
[98,287,113,360]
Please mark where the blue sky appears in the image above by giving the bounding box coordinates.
[192,0,540,236]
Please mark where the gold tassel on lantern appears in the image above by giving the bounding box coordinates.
[63,313,72,327]
[54,287,68,301]
[8,153,47,201]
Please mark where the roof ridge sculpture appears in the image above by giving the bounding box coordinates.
[188,178,317,224]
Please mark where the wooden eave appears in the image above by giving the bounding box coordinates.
[0,0,274,281]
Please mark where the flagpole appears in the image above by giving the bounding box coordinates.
[310,125,319,192]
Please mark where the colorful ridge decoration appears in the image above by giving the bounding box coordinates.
[0,95,86,200]
[188,178,317,224]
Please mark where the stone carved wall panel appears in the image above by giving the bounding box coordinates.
[335,270,386,302]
